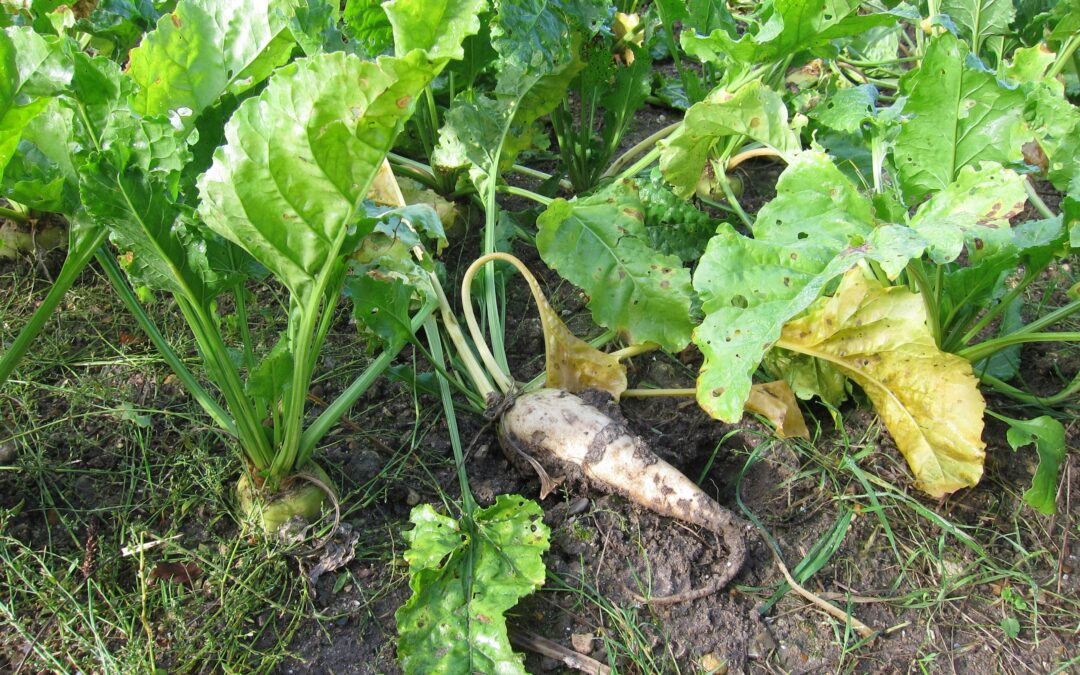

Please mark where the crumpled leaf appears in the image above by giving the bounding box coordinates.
[308,522,359,586]
[681,0,905,70]
[1007,46,1080,192]
[777,269,986,498]
[745,381,810,440]
[907,163,1027,263]
[396,495,550,675]
[536,191,694,352]
[764,348,848,406]
[894,32,1030,203]
[433,0,599,185]
[660,80,801,198]
[398,176,460,233]
[998,414,1066,515]
[343,0,394,56]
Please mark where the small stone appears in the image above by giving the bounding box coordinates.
[700,653,727,674]
[0,442,16,464]
[405,488,421,506]
[748,629,777,660]
[571,632,593,655]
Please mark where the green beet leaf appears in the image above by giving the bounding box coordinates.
[198,51,439,297]
[997,414,1066,514]
[940,0,1015,56]
[809,84,878,136]
[660,80,801,198]
[75,0,166,55]
[396,495,550,675]
[434,0,599,183]
[906,163,1027,263]
[0,27,74,179]
[894,32,1029,203]
[127,0,301,127]
[536,191,695,352]
[343,0,394,56]
[385,0,484,60]
[681,0,902,70]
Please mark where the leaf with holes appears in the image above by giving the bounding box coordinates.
[396,495,549,675]
[894,33,1030,203]
[778,270,986,498]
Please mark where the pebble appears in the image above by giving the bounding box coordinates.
[0,441,16,464]
[747,628,777,660]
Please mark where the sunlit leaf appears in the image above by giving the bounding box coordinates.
[940,0,1015,54]
[660,80,801,198]
[692,152,926,422]
[895,33,1029,202]
[537,191,694,352]
[396,495,549,675]
[907,163,1027,263]
[127,0,301,127]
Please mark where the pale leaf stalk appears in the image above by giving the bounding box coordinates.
[602,121,680,180]
[726,147,782,171]
[460,252,562,394]
[378,158,502,400]
[609,342,659,361]
[957,332,1080,363]
[621,387,696,398]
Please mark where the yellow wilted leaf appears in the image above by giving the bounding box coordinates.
[746,381,810,440]
[777,269,985,497]
[367,159,406,207]
[538,293,627,399]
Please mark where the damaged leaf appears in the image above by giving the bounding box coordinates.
[745,381,810,440]
[396,495,550,675]
[777,269,986,498]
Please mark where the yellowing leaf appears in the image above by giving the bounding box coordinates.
[537,287,627,399]
[745,381,810,440]
[367,158,407,207]
[777,269,985,497]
